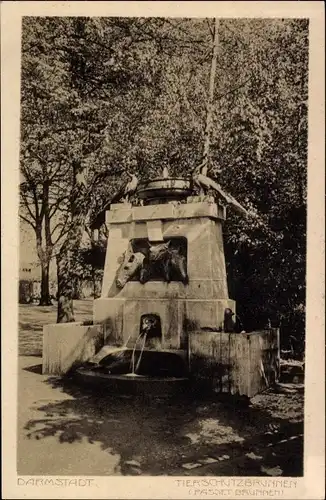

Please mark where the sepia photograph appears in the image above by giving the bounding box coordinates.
[1,2,325,499]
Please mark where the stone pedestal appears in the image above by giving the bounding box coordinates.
[94,296,235,348]
[94,200,236,348]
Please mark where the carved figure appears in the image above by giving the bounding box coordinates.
[140,241,188,285]
[224,308,235,333]
[163,248,188,284]
[115,248,145,289]
[140,314,161,339]
[116,240,188,288]
[162,166,169,178]
[192,162,248,216]
[139,241,170,284]
[111,173,138,204]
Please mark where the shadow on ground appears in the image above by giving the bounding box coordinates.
[24,363,43,374]
[22,365,304,476]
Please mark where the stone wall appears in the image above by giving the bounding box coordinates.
[43,323,104,375]
[189,329,280,398]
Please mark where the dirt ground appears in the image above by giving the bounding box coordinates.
[18,301,304,477]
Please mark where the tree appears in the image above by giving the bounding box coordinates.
[20,16,171,312]
[51,17,187,321]
[20,17,74,304]
[20,17,308,346]
[207,19,308,343]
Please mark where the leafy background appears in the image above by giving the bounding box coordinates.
[20,17,308,346]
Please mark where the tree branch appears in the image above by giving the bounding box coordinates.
[20,166,41,220]
[48,195,70,218]
[20,190,38,223]
[205,18,214,38]
[52,213,71,243]
[19,213,36,231]
[216,76,252,100]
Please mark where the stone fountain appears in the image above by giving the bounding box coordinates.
[43,175,280,398]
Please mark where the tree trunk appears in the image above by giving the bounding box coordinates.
[57,29,89,322]
[56,249,75,323]
[202,18,219,174]
[72,277,83,299]
[39,260,52,305]
[56,191,90,322]
[35,174,54,306]
[91,266,102,298]
[94,278,102,298]
[35,223,52,306]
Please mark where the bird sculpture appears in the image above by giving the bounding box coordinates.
[199,160,208,177]
[111,173,138,204]
[192,161,248,217]
[162,166,169,178]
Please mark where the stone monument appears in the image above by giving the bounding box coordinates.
[94,188,235,350]
[43,175,280,398]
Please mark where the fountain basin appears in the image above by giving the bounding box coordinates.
[74,368,189,398]
[137,177,192,204]
[73,347,190,398]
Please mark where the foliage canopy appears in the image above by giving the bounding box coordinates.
[20,17,308,343]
